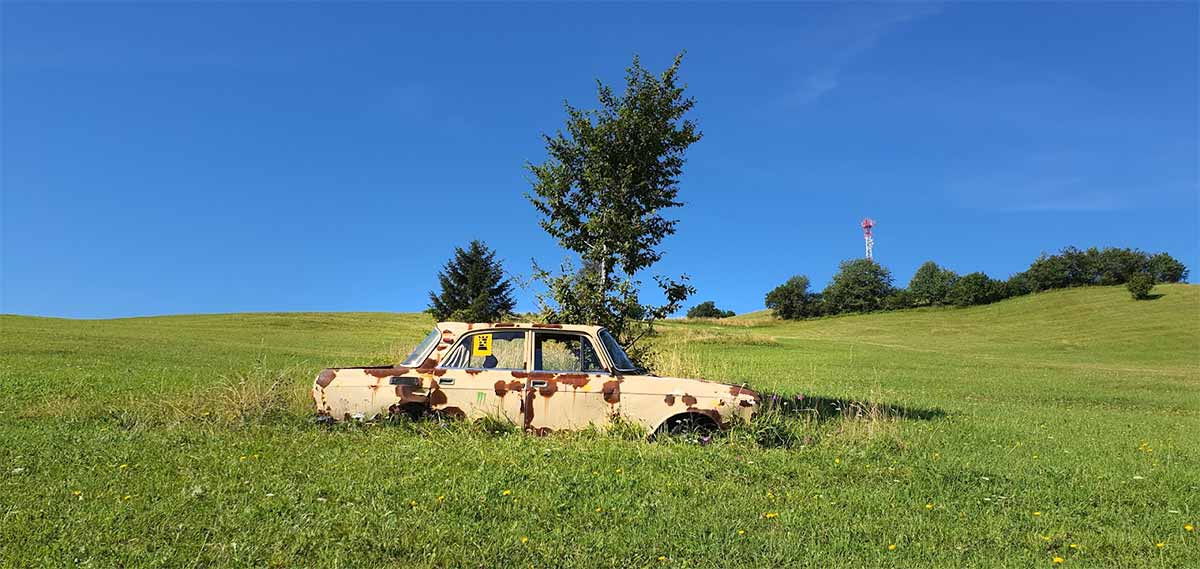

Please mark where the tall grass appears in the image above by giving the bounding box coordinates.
[156,357,310,426]
[2,285,1196,568]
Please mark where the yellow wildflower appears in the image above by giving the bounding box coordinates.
[1156,542,1164,549]
[1033,511,1042,517]
[437,495,445,503]
[595,507,602,512]
[658,556,667,562]
[925,503,934,510]
[834,458,841,464]
[887,544,896,551]
[764,512,779,519]
[737,530,745,536]
[118,464,128,469]
[1069,544,1078,549]
[502,489,512,496]
[1185,524,1194,532]
[1052,556,1064,564]
[520,536,528,544]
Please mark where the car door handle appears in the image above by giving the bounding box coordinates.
[438,378,455,386]
[530,379,548,388]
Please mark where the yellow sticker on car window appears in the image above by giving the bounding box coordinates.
[472,333,493,357]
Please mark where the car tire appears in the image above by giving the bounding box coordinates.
[656,413,718,439]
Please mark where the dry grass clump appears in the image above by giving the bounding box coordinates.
[157,358,310,426]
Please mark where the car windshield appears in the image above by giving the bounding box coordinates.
[401,327,440,367]
[598,329,638,372]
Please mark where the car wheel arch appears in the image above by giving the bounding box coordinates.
[652,411,720,437]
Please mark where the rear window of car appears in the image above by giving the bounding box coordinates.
[534,332,606,372]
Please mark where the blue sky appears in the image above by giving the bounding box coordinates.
[2,2,1196,318]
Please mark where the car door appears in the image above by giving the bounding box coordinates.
[435,329,527,424]
[526,331,615,433]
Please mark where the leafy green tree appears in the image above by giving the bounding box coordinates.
[526,53,700,362]
[908,261,959,306]
[1092,247,1144,285]
[1147,252,1188,283]
[822,259,894,314]
[947,272,1002,307]
[1126,273,1154,300]
[686,301,735,319]
[883,288,915,311]
[1021,246,1187,291]
[1024,253,1073,292]
[427,240,515,322]
[1002,271,1033,298]
[765,275,821,320]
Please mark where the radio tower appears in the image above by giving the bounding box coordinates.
[861,218,875,260]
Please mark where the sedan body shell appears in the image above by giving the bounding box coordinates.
[312,322,759,434]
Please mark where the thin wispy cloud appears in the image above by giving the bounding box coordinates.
[790,4,943,105]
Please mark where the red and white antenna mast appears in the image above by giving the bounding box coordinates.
[861,218,875,260]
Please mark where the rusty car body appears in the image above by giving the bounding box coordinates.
[312,322,760,435]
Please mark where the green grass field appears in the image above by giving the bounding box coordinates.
[2,285,1197,567]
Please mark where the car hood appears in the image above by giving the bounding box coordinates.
[619,373,760,400]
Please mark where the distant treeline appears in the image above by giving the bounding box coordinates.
[763,246,1189,320]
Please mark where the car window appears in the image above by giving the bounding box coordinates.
[440,331,525,370]
[401,327,441,367]
[598,329,637,371]
[534,333,606,373]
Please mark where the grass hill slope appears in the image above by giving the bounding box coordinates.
[1,285,1197,567]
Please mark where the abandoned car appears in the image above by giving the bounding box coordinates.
[313,322,760,435]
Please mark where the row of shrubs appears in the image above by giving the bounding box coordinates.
[758,246,1188,320]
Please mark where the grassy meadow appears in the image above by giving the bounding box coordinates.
[1,285,1198,567]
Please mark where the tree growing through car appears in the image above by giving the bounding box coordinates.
[526,52,700,365]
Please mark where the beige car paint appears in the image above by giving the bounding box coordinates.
[312,322,760,434]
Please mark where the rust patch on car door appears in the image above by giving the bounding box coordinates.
[556,374,590,389]
[429,386,448,406]
[537,379,558,397]
[602,380,621,404]
[316,369,337,388]
[522,389,536,430]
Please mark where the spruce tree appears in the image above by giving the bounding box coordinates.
[428,240,515,322]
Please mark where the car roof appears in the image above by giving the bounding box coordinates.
[436,322,603,336]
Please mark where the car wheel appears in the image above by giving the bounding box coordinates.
[657,413,718,440]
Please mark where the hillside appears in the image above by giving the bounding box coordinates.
[1,285,1197,567]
